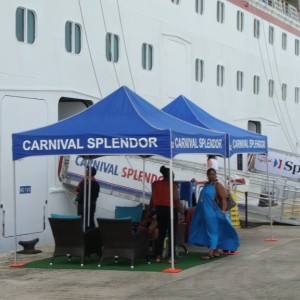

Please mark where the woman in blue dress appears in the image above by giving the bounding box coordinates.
[189,168,239,259]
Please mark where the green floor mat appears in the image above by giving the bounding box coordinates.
[24,252,226,272]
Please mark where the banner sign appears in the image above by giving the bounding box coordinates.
[63,155,204,198]
[253,150,300,179]
[230,138,267,153]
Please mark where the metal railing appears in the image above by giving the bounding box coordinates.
[251,0,300,27]
[230,168,300,224]
[280,186,300,221]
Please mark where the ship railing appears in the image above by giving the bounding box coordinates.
[247,176,282,205]
[289,5,299,21]
[231,169,288,200]
[244,171,300,224]
[252,0,300,27]
[279,187,300,222]
[199,164,300,225]
[272,0,283,12]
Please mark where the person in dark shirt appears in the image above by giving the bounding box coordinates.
[148,166,184,263]
[76,166,100,229]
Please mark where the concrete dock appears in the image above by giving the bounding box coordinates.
[0,223,299,300]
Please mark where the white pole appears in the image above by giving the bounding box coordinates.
[13,161,18,264]
[87,160,92,228]
[142,157,146,207]
[169,159,175,269]
[83,160,87,232]
[266,154,274,237]
[228,156,231,190]
[223,157,227,188]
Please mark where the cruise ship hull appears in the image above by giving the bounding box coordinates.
[1,0,300,252]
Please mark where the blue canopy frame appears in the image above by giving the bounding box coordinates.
[162,95,268,157]
[12,87,227,160]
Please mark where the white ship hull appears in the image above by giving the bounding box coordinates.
[1,0,300,252]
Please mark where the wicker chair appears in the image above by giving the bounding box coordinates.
[176,222,188,254]
[97,218,150,268]
[165,223,188,258]
[48,217,102,266]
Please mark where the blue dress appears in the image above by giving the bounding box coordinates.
[188,182,240,251]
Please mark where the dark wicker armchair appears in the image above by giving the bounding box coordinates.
[97,218,150,268]
[165,223,188,258]
[48,217,102,266]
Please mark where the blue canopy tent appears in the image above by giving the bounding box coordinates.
[13,89,227,160]
[162,95,268,158]
[162,96,275,241]
[11,86,227,269]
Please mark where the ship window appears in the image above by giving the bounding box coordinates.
[269,26,274,45]
[295,87,299,104]
[217,65,224,87]
[16,7,36,44]
[171,0,180,4]
[268,79,274,98]
[237,154,243,171]
[248,121,261,134]
[195,0,204,14]
[195,59,204,82]
[254,19,260,39]
[253,75,260,95]
[282,83,287,100]
[295,39,299,56]
[282,33,287,50]
[75,24,81,54]
[236,71,244,91]
[142,43,153,70]
[217,1,225,24]
[237,11,244,32]
[106,33,119,63]
[65,21,81,54]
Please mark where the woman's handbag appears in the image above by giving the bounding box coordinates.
[216,193,236,211]
[214,180,236,211]
[224,193,236,211]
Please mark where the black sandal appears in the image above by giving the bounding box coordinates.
[201,254,215,260]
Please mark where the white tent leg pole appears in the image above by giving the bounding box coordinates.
[263,154,277,242]
[83,161,87,232]
[267,154,274,238]
[13,161,17,264]
[142,158,146,207]
[87,160,92,228]
[223,157,227,188]
[228,157,231,190]
[169,159,175,269]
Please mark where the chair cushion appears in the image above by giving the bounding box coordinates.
[51,213,81,219]
[115,205,143,223]
[112,216,132,220]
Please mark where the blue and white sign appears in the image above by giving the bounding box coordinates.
[20,186,31,194]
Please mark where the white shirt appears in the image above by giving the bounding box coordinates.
[207,158,218,170]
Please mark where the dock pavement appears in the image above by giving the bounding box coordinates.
[0,222,300,300]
